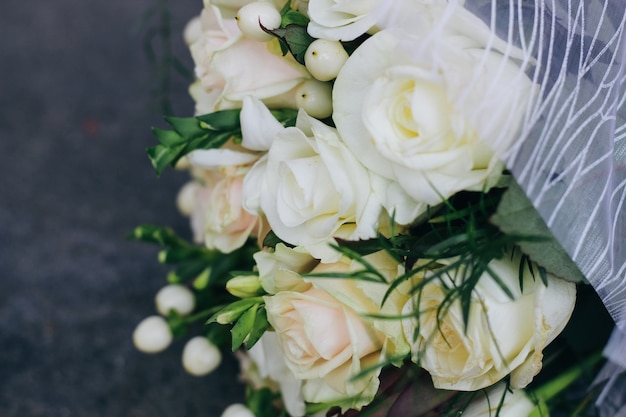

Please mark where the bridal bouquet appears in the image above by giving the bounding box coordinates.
[132,1,626,416]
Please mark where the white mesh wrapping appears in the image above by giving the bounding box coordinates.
[375,0,626,331]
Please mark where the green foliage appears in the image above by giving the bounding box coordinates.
[207,297,269,350]
[129,224,259,348]
[148,108,298,176]
[247,387,288,417]
[148,110,241,176]
[491,179,586,283]
[334,190,549,337]
[262,3,314,64]
[267,24,315,65]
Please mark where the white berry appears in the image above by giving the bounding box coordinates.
[176,182,196,216]
[236,2,281,42]
[182,336,222,376]
[304,39,349,81]
[221,404,255,417]
[133,316,173,353]
[295,80,333,119]
[155,284,196,316]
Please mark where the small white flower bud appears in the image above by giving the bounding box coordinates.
[295,80,333,119]
[182,336,222,376]
[221,403,255,417]
[133,315,173,353]
[236,2,281,42]
[155,284,195,316]
[183,15,203,46]
[304,39,349,81]
[176,182,197,216]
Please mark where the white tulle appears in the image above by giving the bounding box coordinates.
[376,0,626,333]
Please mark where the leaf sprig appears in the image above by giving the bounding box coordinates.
[148,108,298,176]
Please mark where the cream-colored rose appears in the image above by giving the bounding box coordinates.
[307,0,382,41]
[402,251,576,391]
[240,98,381,261]
[333,13,536,225]
[263,251,410,409]
[188,3,309,113]
[463,383,537,417]
[265,287,383,409]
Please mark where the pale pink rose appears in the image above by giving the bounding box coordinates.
[262,250,411,410]
[191,172,259,253]
[265,286,384,409]
[188,4,310,114]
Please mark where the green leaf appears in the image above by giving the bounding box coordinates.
[208,298,262,325]
[244,306,269,349]
[152,127,185,146]
[147,143,186,176]
[490,180,586,283]
[167,262,209,284]
[158,247,204,264]
[267,24,315,64]
[164,116,205,138]
[231,304,258,351]
[262,230,291,249]
[196,109,241,130]
[269,108,298,127]
[281,9,309,26]
[192,267,212,289]
[128,224,181,246]
[247,387,284,417]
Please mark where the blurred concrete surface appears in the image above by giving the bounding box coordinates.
[0,1,244,416]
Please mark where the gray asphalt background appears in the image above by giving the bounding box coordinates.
[0,1,244,415]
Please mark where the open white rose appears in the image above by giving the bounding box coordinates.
[189,3,309,113]
[402,251,576,391]
[240,98,381,261]
[333,14,536,225]
[307,0,382,41]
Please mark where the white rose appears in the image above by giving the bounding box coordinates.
[240,98,381,261]
[333,16,536,224]
[463,383,537,417]
[189,4,309,113]
[247,332,306,416]
[402,251,576,391]
[307,0,382,41]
